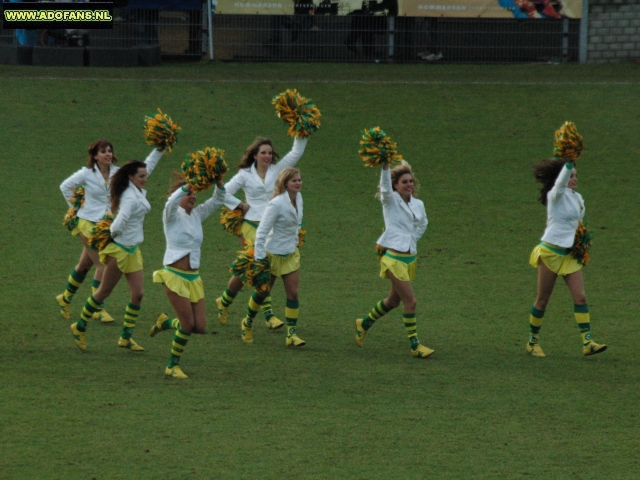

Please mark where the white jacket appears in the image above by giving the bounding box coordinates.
[110,149,164,246]
[60,148,162,223]
[224,137,307,222]
[254,191,303,260]
[376,168,428,254]
[162,186,227,269]
[541,163,584,249]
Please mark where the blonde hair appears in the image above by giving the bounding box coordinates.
[272,167,301,198]
[167,171,188,197]
[376,161,420,199]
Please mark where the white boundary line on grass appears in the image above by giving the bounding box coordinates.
[2,77,639,85]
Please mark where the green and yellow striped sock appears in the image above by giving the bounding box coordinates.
[91,279,100,294]
[121,303,140,340]
[246,292,265,328]
[221,288,237,308]
[261,295,274,320]
[168,328,191,368]
[529,306,545,345]
[403,312,420,350]
[362,299,390,330]
[574,304,592,345]
[285,299,299,337]
[76,295,101,332]
[63,268,86,304]
[162,317,180,331]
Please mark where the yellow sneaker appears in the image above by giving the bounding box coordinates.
[57,294,70,320]
[286,334,306,347]
[150,313,169,337]
[118,337,144,351]
[93,309,115,323]
[526,343,546,357]
[70,323,86,351]
[266,316,284,330]
[216,297,228,325]
[241,318,253,344]
[411,344,434,358]
[165,366,188,379]
[583,341,607,356]
[355,318,367,348]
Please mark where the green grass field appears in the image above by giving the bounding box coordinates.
[1,61,639,479]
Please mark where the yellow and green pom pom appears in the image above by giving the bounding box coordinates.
[570,220,592,265]
[62,187,85,232]
[88,212,114,252]
[220,207,244,237]
[272,89,321,138]
[376,244,387,260]
[359,127,403,167]
[553,121,584,161]
[298,228,307,248]
[229,242,254,284]
[181,146,229,193]
[144,108,181,152]
[247,258,272,296]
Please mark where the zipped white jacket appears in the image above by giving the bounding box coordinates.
[541,163,584,249]
[254,191,303,260]
[110,149,164,246]
[161,186,227,269]
[224,137,307,222]
[375,168,428,254]
[60,148,161,223]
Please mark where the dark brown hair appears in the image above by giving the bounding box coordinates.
[237,137,280,170]
[110,160,146,212]
[533,158,573,206]
[87,139,118,171]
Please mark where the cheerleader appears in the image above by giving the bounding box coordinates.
[355,160,434,358]
[216,136,307,330]
[70,149,163,352]
[526,159,606,357]
[241,167,306,347]
[150,176,229,379]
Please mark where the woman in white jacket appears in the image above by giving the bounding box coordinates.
[240,167,306,348]
[216,136,307,331]
[355,160,434,358]
[150,176,228,379]
[57,140,124,324]
[70,150,163,353]
[526,159,606,357]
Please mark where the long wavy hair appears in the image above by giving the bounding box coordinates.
[533,158,572,206]
[167,171,188,197]
[376,161,420,200]
[272,167,301,198]
[110,160,146,212]
[86,139,118,171]
[236,137,280,170]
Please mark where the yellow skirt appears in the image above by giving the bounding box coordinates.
[72,218,95,238]
[380,251,416,282]
[267,248,301,277]
[153,267,204,303]
[241,220,259,243]
[100,242,143,274]
[530,243,582,276]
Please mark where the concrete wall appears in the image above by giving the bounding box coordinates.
[588,0,640,63]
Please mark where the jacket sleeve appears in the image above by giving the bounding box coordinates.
[415,203,428,241]
[164,187,187,225]
[254,200,279,260]
[379,167,393,205]
[143,148,164,177]
[60,168,86,206]
[195,186,228,222]
[274,137,308,175]
[547,163,573,203]
[110,191,134,238]
[222,170,245,204]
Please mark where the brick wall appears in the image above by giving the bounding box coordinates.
[588,0,640,63]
